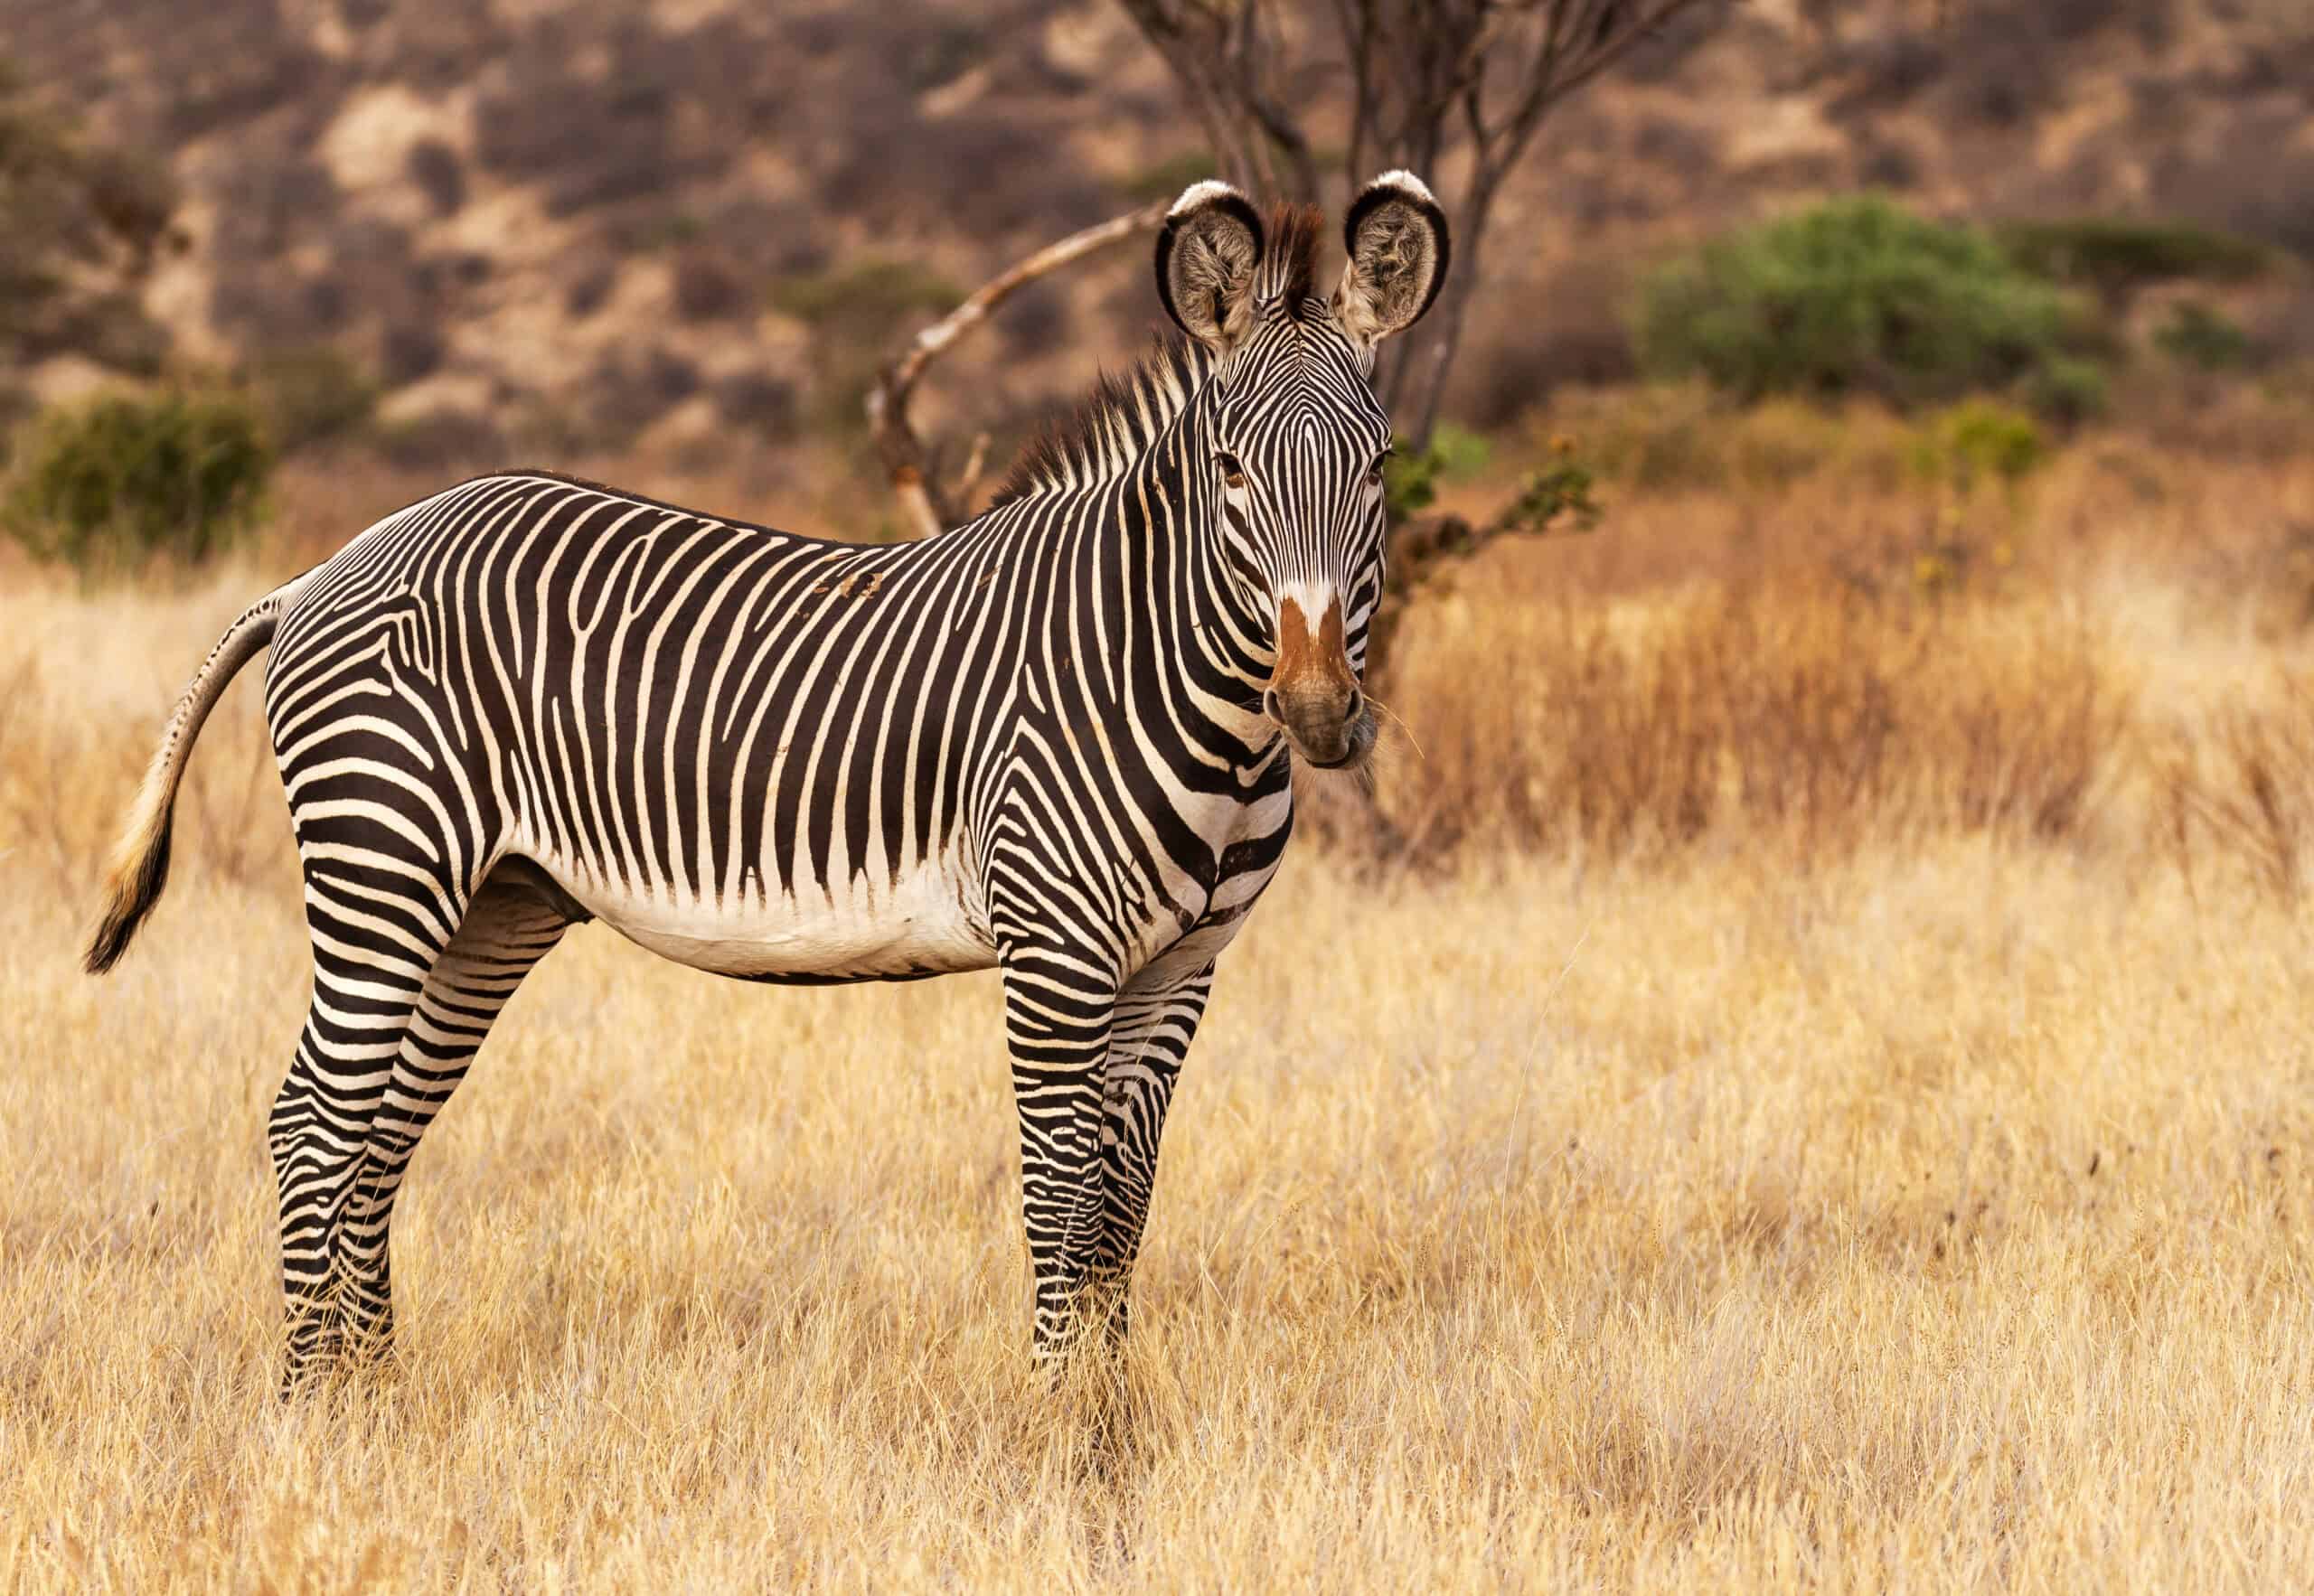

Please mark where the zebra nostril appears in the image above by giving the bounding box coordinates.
[1262,689,1284,723]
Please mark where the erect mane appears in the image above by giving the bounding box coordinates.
[987,203,1324,512]
[986,335,1208,510]
[1260,202,1323,310]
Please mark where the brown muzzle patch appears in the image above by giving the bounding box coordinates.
[1267,596,1366,765]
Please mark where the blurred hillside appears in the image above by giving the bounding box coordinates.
[7,0,2312,496]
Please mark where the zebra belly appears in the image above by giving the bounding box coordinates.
[549,857,998,982]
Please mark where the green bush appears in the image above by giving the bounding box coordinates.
[2019,355,2109,425]
[1381,450,1441,521]
[2154,300,2253,371]
[1994,217,2273,302]
[1494,450,1603,536]
[1381,421,1494,521]
[1426,420,1492,477]
[5,389,272,572]
[1632,196,2098,417]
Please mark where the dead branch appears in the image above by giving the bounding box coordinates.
[866,201,1170,540]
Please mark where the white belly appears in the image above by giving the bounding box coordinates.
[553,854,997,981]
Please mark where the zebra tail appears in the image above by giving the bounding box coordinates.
[83,573,308,974]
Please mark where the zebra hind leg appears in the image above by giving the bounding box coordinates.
[271,862,572,1388]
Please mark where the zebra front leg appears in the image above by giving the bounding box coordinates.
[1000,947,1118,1364]
[1086,962,1214,1348]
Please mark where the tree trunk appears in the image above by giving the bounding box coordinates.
[1404,165,1503,449]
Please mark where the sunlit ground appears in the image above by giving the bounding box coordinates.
[5,446,2314,1587]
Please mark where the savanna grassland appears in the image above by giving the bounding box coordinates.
[6,416,2314,1591]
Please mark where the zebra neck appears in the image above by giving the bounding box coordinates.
[972,337,1279,761]
[1109,420,1283,758]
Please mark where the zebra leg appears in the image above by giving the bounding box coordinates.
[271,865,565,1384]
[272,879,444,1381]
[1086,962,1215,1347]
[332,873,571,1366]
[1000,946,1119,1363]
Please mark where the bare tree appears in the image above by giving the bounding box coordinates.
[1111,1,1324,203]
[862,0,1727,760]
[868,0,1731,540]
[1116,0,1734,446]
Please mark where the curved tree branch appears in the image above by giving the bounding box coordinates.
[866,200,1170,539]
[878,1,1735,536]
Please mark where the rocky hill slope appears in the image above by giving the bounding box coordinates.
[11,0,2309,474]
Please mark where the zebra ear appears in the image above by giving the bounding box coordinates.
[1332,171,1451,345]
[1155,180,1266,353]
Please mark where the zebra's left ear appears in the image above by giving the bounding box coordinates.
[1332,171,1451,345]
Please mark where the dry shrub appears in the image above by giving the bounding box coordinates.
[1372,580,2123,864]
[2160,670,2314,900]
[1535,385,1924,498]
[2107,374,2314,468]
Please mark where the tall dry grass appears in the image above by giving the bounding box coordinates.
[1347,436,2314,885]
[6,433,2314,1589]
[1368,580,2123,862]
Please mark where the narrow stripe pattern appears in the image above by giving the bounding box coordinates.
[91,179,1448,1380]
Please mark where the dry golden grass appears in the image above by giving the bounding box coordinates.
[6,437,2314,1590]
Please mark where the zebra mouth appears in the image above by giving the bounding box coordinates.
[1284,706,1378,771]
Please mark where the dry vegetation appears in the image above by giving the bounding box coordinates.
[6,424,2314,1589]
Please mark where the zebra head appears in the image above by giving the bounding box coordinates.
[1155,172,1451,770]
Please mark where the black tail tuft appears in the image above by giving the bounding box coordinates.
[83,808,175,975]
[80,574,296,977]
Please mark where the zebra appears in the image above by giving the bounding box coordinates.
[83,172,1452,1384]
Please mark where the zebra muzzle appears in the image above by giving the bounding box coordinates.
[1265,595,1371,769]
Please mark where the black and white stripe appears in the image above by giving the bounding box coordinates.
[85,174,1453,1382]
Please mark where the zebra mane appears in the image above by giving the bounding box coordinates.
[986,336,1209,510]
[988,204,1324,512]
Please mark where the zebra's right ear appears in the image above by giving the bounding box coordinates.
[1155,180,1266,353]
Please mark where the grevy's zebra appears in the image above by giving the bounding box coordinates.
[85,174,1452,1382]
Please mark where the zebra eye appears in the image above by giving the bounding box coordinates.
[1215,453,1247,491]
[1367,450,1392,486]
